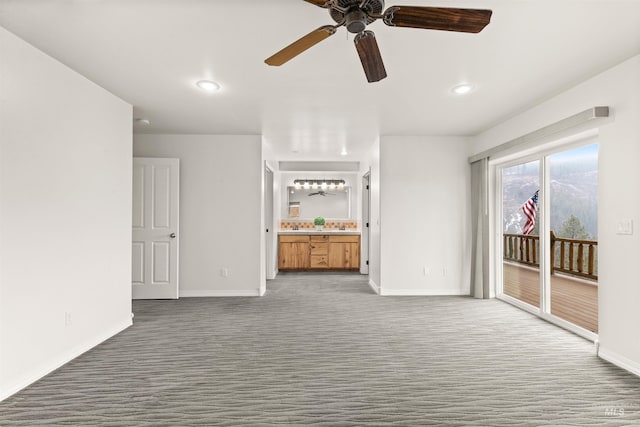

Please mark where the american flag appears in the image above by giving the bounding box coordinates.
[522,190,539,235]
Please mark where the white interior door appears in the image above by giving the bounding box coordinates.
[132,157,179,299]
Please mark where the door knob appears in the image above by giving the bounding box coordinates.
[170,233,176,238]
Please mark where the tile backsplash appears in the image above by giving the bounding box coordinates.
[280,220,359,230]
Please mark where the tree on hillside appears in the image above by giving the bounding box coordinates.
[557,215,591,239]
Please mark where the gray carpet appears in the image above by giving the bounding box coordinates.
[2,272,640,426]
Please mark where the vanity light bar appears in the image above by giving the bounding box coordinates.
[293,179,345,187]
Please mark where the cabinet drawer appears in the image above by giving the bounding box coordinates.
[329,235,360,243]
[310,242,329,255]
[279,235,310,243]
[310,235,330,242]
[310,255,329,269]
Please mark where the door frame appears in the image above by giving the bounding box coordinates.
[361,170,371,275]
[264,164,275,281]
[491,135,599,341]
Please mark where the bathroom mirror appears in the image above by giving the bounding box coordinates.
[286,186,352,219]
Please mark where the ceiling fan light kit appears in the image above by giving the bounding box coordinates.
[265,0,492,83]
[345,10,367,33]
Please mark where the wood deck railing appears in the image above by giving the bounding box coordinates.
[503,232,598,281]
[503,233,539,266]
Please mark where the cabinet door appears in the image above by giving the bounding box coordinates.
[278,242,310,269]
[328,242,359,269]
[345,242,360,269]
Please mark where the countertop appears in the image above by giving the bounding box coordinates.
[278,229,361,236]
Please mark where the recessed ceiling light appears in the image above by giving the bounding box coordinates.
[196,80,221,92]
[451,83,474,95]
[135,118,150,125]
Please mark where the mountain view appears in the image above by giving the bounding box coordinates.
[503,144,598,239]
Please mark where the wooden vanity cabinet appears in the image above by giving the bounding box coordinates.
[278,234,360,270]
[278,235,310,269]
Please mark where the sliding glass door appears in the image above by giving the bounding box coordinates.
[548,144,599,332]
[497,143,598,337]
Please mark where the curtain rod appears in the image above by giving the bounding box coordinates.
[468,106,609,163]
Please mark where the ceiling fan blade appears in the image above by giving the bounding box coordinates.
[303,0,330,7]
[265,25,337,66]
[383,6,492,33]
[354,30,387,83]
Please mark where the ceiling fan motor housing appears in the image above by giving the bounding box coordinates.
[346,10,368,33]
[329,0,384,31]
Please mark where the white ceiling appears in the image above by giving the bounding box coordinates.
[1,0,639,160]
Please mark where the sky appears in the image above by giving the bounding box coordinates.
[549,143,598,162]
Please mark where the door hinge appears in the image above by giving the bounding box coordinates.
[366,222,369,228]
[366,260,369,265]
[366,185,369,190]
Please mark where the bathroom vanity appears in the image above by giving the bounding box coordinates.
[278,231,360,271]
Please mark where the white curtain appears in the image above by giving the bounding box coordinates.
[470,158,490,298]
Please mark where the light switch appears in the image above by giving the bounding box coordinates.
[616,219,633,235]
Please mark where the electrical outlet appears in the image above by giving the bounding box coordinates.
[220,268,229,278]
[64,312,72,327]
[423,266,430,276]
[442,268,447,277]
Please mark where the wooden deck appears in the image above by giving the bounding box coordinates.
[503,262,598,333]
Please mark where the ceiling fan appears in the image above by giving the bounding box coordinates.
[265,0,492,83]
[308,190,336,196]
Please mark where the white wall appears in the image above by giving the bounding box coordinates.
[133,134,263,297]
[471,55,640,376]
[0,27,133,400]
[380,136,472,295]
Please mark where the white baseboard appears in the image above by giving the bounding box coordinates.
[0,318,132,402]
[598,347,640,378]
[380,288,468,296]
[368,278,380,295]
[180,289,262,297]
